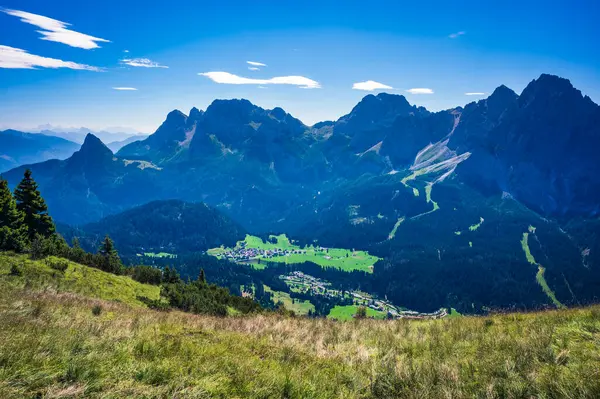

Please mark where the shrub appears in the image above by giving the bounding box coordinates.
[91,305,102,316]
[46,258,69,272]
[137,296,171,312]
[355,306,367,319]
[9,263,22,276]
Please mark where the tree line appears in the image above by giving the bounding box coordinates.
[0,169,261,316]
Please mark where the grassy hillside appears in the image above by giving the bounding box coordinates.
[1,252,600,398]
[0,253,160,307]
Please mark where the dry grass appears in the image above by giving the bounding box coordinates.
[1,253,600,398]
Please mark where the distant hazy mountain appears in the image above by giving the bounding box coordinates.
[0,130,79,173]
[36,125,146,145]
[3,134,164,224]
[5,73,600,313]
[106,135,149,152]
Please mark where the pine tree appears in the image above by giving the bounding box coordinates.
[0,178,28,251]
[13,169,55,239]
[198,268,207,285]
[98,235,121,274]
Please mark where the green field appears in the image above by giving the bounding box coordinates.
[469,217,485,231]
[210,234,380,273]
[140,252,177,259]
[388,217,405,240]
[327,305,386,321]
[264,285,315,315]
[521,230,564,308]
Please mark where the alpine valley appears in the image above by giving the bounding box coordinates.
[4,73,600,314]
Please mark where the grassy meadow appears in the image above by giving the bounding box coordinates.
[264,285,315,316]
[210,234,380,273]
[1,252,600,398]
[327,305,386,321]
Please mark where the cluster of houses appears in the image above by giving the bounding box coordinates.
[221,247,308,262]
[280,271,449,320]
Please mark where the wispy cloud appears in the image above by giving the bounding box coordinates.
[449,31,466,39]
[2,8,110,49]
[465,92,485,96]
[248,66,260,71]
[112,87,137,91]
[247,61,266,67]
[0,45,100,71]
[120,58,168,68]
[123,49,129,53]
[352,80,393,91]
[199,71,320,89]
[406,88,434,94]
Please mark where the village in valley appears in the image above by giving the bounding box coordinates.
[281,271,449,320]
[208,234,451,320]
[208,234,379,273]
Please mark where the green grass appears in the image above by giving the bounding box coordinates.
[425,183,440,211]
[141,252,177,258]
[447,308,462,318]
[264,285,315,315]
[327,305,386,321]
[388,217,405,240]
[469,217,485,231]
[2,251,600,398]
[521,232,565,309]
[211,234,380,273]
[0,253,160,307]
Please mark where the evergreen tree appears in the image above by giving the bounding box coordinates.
[70,237,86,263]
[13,169,54,239]
[98,235,121,273]
[198,268,207,285]
[0,178,28,251]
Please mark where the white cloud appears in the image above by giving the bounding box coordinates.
[199,71,321,89]
[449,31,466,39]
[2,8,110,49]
[112,87,137,91]
[406,88,434,94]
[352,80,393,91]
[248,66,260,71]
[120,58,168,68]
[465,92,485,96]
[0,45,100,71]
[123,49,129,53]
[247,61,266,67]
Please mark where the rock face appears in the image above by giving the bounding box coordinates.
[450,74,600,216]
[6,73,600,223]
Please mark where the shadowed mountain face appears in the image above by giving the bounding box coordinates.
[449,74,600,217]
[60,199,246,256]
[6,74,600,226]
[3,134,164,225]
[0,130,79,173]
[4,73,600,312]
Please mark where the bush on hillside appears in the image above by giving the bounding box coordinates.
[46,258,69,272]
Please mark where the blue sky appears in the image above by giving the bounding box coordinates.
[1,0,599,133]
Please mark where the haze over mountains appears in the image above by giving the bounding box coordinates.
[4,73,600,312]
[0,130,80,173]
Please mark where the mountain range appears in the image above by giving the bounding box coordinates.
[0,130,80,173]
[3,73,600,313]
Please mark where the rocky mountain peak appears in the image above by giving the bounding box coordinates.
[79,133,113,157]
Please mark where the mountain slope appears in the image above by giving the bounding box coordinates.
[2,251,600,398]
[61,200,247,256]
[3,134,165,225]
[0,130,79,173]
